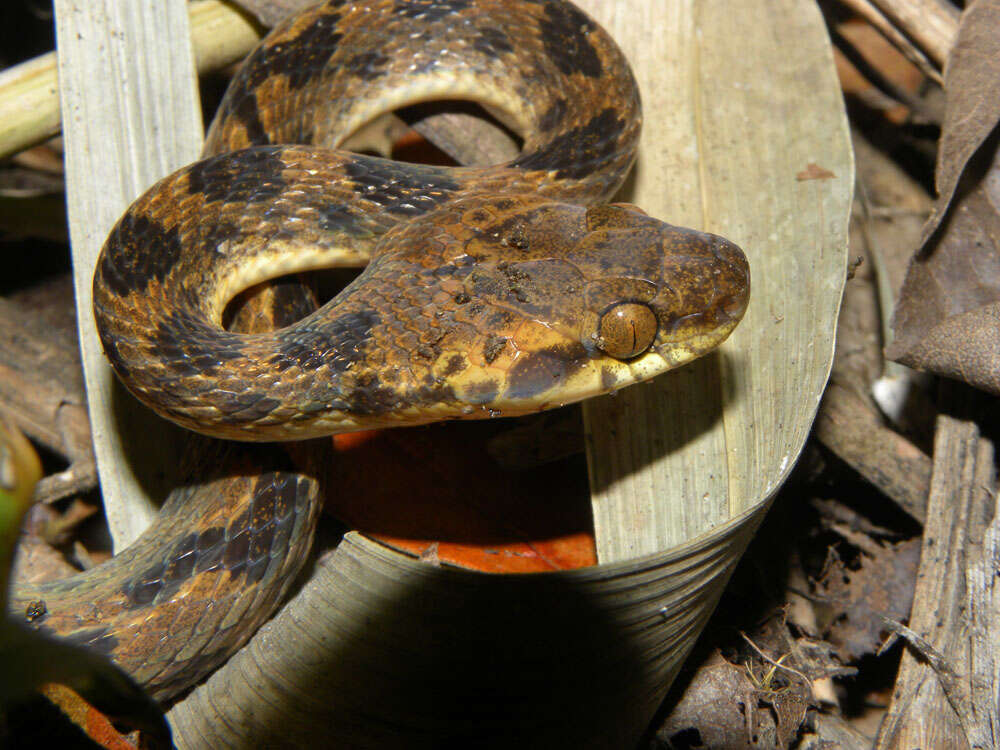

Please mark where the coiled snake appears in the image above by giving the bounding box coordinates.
[12,0,749,701]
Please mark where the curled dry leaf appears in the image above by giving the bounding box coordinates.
[888,0,1000,394]
[656,656,766,749]
[886,142,1000,394]
[921,0,1000,242]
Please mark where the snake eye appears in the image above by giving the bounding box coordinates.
[596,302,658,360]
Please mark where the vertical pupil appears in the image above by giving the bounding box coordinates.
[598,302,656,359]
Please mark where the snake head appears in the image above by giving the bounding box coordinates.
[572,202,750,377]
[409,195,749,416]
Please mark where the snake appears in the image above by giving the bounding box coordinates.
[11,0,749,703]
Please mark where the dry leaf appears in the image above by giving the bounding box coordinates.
[886,140,1000,393]
[920,0,1000,242]
[815,539,921,662]
[757,688,810,749]
[657,654,798,749]
[887,0,1000,394]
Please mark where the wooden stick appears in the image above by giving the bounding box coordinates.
[868,0,958,68]
[33,459,99,505]
[875,386,998,748]
[828,23,940,124]
[0,0,259,162]
[837,0,945,84]
[0,52,60,165]
[814,382,930,523]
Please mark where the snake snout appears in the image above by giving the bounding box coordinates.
[637,226,751,369]
[706,233,750,327]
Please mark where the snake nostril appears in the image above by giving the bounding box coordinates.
[710,236,745,270]
[710,237,749,287]
[720,292,749,321]
[704,236,750,324]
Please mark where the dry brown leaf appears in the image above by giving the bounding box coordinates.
[327,423,598,573]
[815,539,921,662]
[886,141,1000,393]
[656,650,811,749]
[656,656,770,749]
[887,0,1000,394]
[758,688,810,749]
[11,536,81,586]
[890,301,1000,394]
[920,0,1000,242]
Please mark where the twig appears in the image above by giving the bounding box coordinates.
[814,382,931,523]
[741,632,814,692]
[967,482,1000,750]
[836,0,944,84]
[829,23,940,124]
[33,459,98,505]
[876,615,962,682]
[867,0,958,68]
[0,0,261,161]
[875,388,998,749]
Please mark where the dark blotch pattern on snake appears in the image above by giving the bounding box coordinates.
[11,0,750,701]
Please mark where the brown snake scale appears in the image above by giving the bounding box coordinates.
[12,0,749,701]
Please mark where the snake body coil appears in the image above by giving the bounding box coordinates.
[12,0,749,701]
